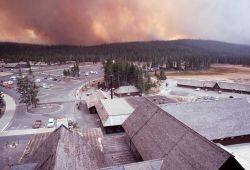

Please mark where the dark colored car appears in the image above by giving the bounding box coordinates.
[32,120,42,129]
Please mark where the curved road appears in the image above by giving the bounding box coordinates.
[0,94,16,132]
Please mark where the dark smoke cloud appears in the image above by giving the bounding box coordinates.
[0,0,250,45]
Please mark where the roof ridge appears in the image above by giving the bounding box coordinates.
[144,97,233,157]
[162,97,245,106]
[130,101,160,141]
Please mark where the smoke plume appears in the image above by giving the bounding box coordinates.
[0,0,249,45]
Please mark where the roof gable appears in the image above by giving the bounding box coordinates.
[123,98,242,170]
[24,126,104,170]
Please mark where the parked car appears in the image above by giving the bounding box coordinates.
[195,88,201,91]
[32,120,42,129]
[35,79,41,83]
[47,118,55,128]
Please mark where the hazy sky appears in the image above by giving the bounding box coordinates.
[0,0,249,45]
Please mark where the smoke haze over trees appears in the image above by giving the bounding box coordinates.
[1,40,250,70]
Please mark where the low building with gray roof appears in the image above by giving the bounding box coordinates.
[177,79,216,89]
[114,85,140,97]
[217,82,250,94]
[161,98,250,144]
[177,79,250,94]
[95,98,135,133]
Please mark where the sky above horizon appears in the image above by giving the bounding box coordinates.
[0,0,249,45]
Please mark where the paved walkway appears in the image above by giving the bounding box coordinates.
[0,94,16,132]
[0,128,55,137]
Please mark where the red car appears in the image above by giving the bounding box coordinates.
[32,120,42,129]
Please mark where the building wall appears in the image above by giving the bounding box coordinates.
[114,92,140,97]
[177,84,198,89]
[178,84,250,94]
[89,107,97,114]
[124,134,143,161]
[222,89,250,94]
[213,135,250,146]
[104,125,124,134]
[220,157,244,170]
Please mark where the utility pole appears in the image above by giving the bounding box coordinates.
[110,74,113,99]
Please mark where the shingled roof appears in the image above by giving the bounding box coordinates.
[23,126,105,170]
[161,98,250,140]
[86,90,107,109]
[114,85,139,94]
[218,82,250,92]
[126,96,176,109]
[177,79,250,93]
[99,159,163,170]
[96,98,134,127]
[122,98,244,170]
[177,79,216,88]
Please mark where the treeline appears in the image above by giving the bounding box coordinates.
[103,60,168,92]
[104,60,144,91]
[1,40,250,69]
[63,63,80,77]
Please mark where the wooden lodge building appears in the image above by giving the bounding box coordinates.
[4,97,250,169]
[177,79,250,94]
[122,98,244,170]
[86,91,176,134]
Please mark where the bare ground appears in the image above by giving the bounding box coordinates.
[166,64,250,83]
[0,72,13,77]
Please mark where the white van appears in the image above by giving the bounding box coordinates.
[47,118,55,128]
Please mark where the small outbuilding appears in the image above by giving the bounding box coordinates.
[114,85,140,97]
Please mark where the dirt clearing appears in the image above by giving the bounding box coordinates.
[0,72,13,77]
[166,64,250,83]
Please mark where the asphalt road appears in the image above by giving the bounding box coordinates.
[0,64,103,131]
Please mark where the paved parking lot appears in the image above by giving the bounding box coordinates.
[160,79,250,102]
[0,64,104,131]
